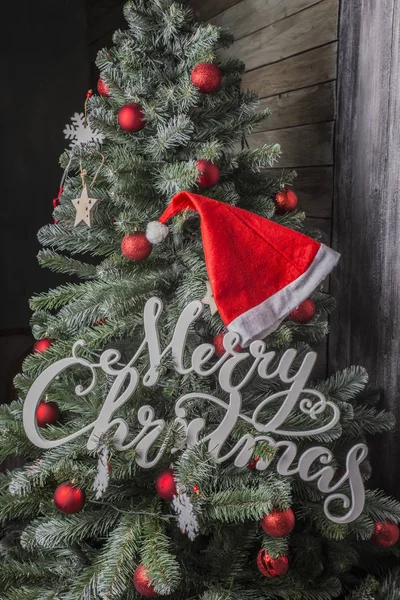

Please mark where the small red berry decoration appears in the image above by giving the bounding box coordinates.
[289,299,316,324]
[93,318,108,326]
[213,332,242,358]
[197,159,220,189]
[275,187,298,214]
[118,102,146,133]
[53,482,85,514]
[193,485,200,494]
[33,339,52,353]
[155,469,177,501]
[371,522,400,547]
[257,549,289,578]
[260,508,295,537]
[36,401,60,428]
[247,456,259,470]
[97,77,110,97]
[191,62,222,93]
[121,233,152,261]
[133,564,158,597]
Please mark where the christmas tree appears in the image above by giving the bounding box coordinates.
[1,1,399,598]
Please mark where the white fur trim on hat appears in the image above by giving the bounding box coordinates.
[227,244,340,347]
[146,221,169,244]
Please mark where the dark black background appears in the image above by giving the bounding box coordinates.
[0,0,90,329]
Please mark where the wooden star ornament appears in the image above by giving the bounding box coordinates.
[72,184,100,227]
[202,280,218,316]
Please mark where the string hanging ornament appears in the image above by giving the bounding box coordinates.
[55,89,104,224]
[52,154,73,224]
[72,153,104,227]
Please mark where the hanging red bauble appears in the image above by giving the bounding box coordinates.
[53,482,86,514]
[133,564,158,597]
[191,62,222,93]
[288,298,316,323]
[118,102,146,133]
[97,77,110,97]
[260,508,295,537]
[257,549,289,578]
[197,159,220,189]
[155,469,177,501]
[121,233,152,261]
[275,188,298,214]
[371,522,400,547]
[36,401,60,428]
[33,339,52,353]
[213,332,242,358]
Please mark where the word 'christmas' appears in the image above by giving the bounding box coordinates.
[23,298,367,523]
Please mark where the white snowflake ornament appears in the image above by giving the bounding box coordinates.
[173,493,199,541]
[93,446,110,499]
[64,112,104,148]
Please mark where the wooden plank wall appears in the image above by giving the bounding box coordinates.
[330,0,400,500]
[86,0,339,375]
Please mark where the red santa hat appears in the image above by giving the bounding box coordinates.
[146,191,340,347]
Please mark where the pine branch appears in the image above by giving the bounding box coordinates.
[140,512,181,595]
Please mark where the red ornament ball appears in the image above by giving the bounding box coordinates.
[53,482,85,514]
[197,159,220,189]
[257,549,289,578]
[118,102,146,133]
[36,401,60,428]
[213,332,242,358]
[275,188,298,214]
[372,522,400,548]
[191,62,222,93]
[97,77,110,97]
[133,564,158,597]
[155,469,177,501]
[260,508,295,537]
[121,233,152,261]
[289,299,316,323]
[33,339,52,353]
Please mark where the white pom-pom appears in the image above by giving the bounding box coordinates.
[146,221,169,244]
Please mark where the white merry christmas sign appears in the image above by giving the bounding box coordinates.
[23,298,368,524]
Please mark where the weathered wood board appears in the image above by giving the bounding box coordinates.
[257,82,335,130]
[190,0,242,21]
[292,166,333,218]
[211,0,323,41]
[242,42,337,98]
[248,122,334,168]
[220,0,338,71]
[330,0,400,499]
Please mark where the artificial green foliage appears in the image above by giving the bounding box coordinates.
[346,570,400,600]
[1,1,399,599]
